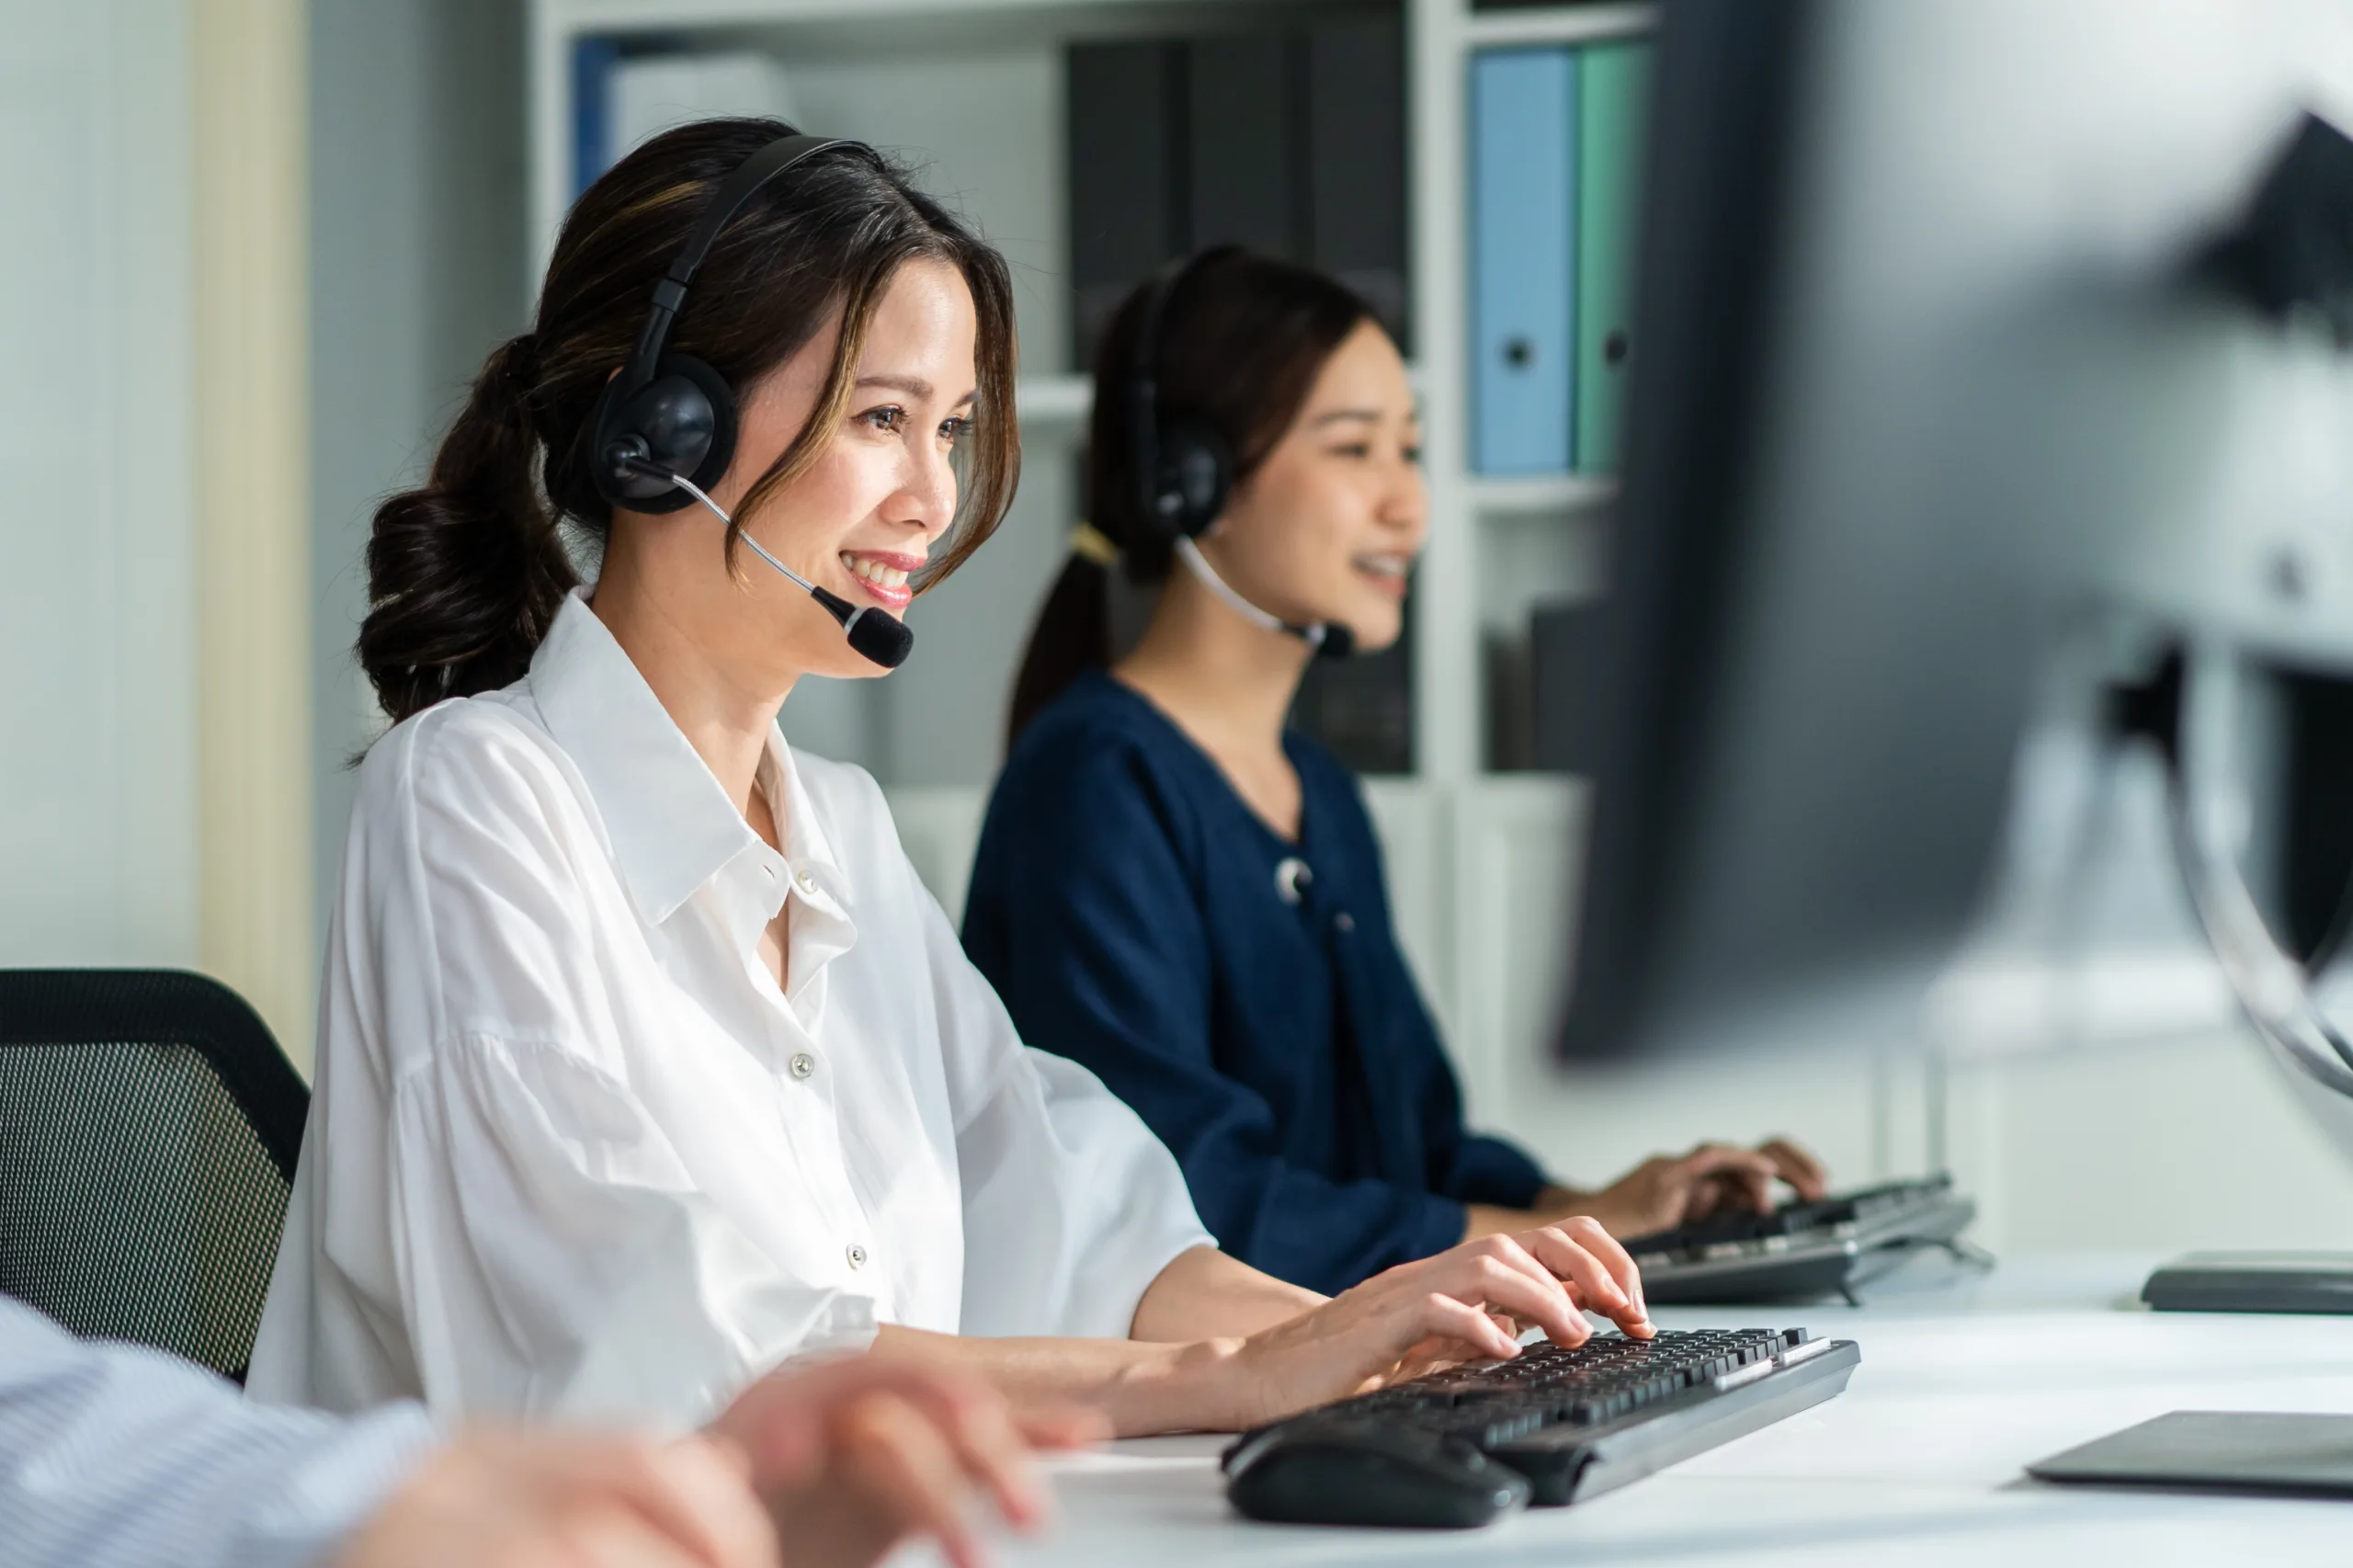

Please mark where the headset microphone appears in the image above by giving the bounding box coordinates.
[620,456,915,671]
[1174,538,1355,659]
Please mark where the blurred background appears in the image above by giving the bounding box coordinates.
[6,0,2351,1267]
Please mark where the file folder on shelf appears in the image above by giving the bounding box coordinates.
[1471,49,1577,474]
[1305,18,1410,348]
[1066,22,1411,371]
[1575,41,1654,475]
[573,37,620,197]
[1065,40,1186,371]
[571,43,795,196]
[1188,33,1299,260]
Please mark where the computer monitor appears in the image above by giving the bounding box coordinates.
[1557,0,2353,1083]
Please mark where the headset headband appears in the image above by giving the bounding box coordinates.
[614,132,854,403]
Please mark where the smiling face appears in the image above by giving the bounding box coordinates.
[606,256,981,687]
[1193,320,1427,653]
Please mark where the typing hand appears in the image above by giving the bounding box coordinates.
[710,1354,1104,1568]
[1753,1137,1830,1200]
[1547,1137,1828,1240]
[1219,1218,1652,1428]
[334,1428,778,1568]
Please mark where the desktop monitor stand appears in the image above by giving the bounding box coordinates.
[2114,642,2353,1313]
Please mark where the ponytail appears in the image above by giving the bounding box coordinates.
[1005,550,1114,749]
[358,334,574,724]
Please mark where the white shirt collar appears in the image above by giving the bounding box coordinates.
[526,589,847,927]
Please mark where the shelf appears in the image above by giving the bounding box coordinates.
[1013,361,1427,430]
[552,0,1238,29]
[1463,3,1658,51]
[548,0,1363,54]
[1014,372,1091,427]
[1471,472,1619,517]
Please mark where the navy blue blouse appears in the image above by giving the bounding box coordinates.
[961,672,1549,1295]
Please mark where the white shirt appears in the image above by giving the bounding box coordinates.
[247,591,1211,1428]
[0,1296,433,1568]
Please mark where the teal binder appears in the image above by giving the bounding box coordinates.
[1471,49,1577,474]
[1574,40,1654,474]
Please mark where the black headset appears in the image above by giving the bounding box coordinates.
[1124,245,1356,659]
[590,131,860,514]
[1128,246,1241,540]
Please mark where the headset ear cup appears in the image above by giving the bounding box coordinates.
[589,353,740,514]
[665,354,739,495]
[1154,417,1234,539]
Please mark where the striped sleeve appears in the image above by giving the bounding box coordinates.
[0,1295,437,1568]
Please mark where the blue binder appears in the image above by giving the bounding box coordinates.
[573,36,620,196]
[1471,49,1577,474]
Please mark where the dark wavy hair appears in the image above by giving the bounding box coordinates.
[1004,248,1370,746]
[358,119,1021,724]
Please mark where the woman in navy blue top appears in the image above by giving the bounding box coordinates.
[963,250,1824,1295]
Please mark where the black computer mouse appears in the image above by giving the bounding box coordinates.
[1223,1418,1533,1528]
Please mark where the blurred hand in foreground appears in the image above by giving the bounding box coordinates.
[338,1353,1102,1568]
[712,1353,1108,1568]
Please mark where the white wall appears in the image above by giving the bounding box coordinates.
[0,2,200,969]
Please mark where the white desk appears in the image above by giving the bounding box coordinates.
[990,1254,2353,1567]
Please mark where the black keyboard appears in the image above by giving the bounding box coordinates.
[1222,1326,1860,1526]
[1622,1175,1980,1304]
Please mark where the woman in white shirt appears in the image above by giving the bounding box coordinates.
[250,120,1650,1437]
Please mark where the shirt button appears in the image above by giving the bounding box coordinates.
[1335,912,1356,934]
[788,1052,816,1080]
[846,1244,868,1269]
[795,869,818,893]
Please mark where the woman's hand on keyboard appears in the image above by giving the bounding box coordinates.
[1218,1218,1652,1426]
[1754,1137,1830,1200]
[1543,1140,1819,1240]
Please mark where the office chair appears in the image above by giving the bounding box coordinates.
[0,969,308,1381]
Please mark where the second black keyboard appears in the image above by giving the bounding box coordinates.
[1622,1175,1980,1304]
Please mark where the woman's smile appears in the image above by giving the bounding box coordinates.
[1351,551,1413,600]
[838,549,923,610]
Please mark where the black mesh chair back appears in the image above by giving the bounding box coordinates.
[0,969,309,1380]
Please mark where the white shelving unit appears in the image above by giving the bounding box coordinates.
[1471,472,1620,517]
[1462,2,1655,49]
[524,0,1655,1109]
[1011,371,1093,429]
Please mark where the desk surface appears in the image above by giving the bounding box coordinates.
[985,1253,2353,1567]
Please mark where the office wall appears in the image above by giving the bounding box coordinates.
[0,0,315,1060]
[308,0,530,947]
[0,3,200,970]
